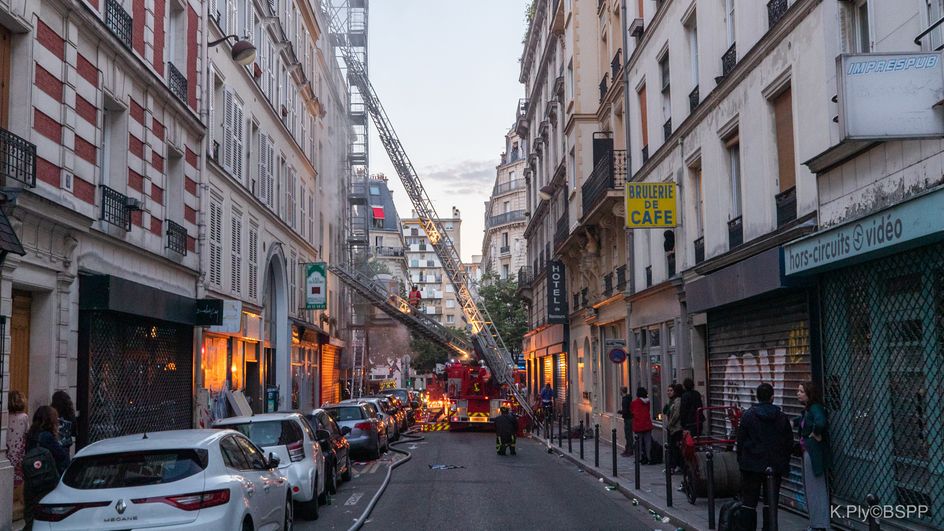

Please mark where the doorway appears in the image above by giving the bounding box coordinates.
[10,290,31,399]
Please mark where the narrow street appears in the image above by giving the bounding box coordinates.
[302,431,665,531]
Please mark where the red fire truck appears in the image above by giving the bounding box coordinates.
[445,359,512,430]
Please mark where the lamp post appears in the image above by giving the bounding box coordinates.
[209,35,257,65]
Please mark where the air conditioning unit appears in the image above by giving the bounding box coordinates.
[125,197,143,211]
[629,18,644,37]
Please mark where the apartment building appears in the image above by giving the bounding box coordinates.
[368,173,408,284]
[200,0,350,418]
[482,129,528,280]
[402,208,463,328]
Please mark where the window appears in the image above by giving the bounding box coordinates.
[727,137,742,219]
[853,0,870,52]
[690,163,704,237]
[659,53,670,93]
[446,314,455,324]
[502,232,509,246]
[503,201,510,213]
[63,450,207,489]
[101,96,127,190]
[927,0,944,50]
[725,0,736,46]
[369,185,380,195]
[209,199,223,287]
[502,264,510,279]
[231,210,242,294]
[686,17,698,88]
[446,299,455,309]
[286,167,296,228]
[567,60,574,102]
[258,134,274,209]
[773,86,796,193]
[299,186,306,238]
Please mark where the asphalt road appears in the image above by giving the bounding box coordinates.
[312,431,667,531]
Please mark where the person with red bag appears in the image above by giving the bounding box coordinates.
[630,387,655,464]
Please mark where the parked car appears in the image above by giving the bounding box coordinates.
[348,398,399,441]
[322,403,388,460]
[305,409,352,494]
[382,395,410,430]
[32,429,292,531]
[214,412,325,519]
[381,388,418,425]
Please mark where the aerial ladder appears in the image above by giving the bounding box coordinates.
[327,263,472,357]
[327,17,534,422]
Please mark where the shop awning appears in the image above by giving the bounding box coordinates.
[372,206,385,219]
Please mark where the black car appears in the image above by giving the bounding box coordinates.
[382,388,419,425]
[306,408,353,493]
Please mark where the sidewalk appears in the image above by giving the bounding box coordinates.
[535,432,809,531]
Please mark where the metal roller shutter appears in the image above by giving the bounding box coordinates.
[555,352,568,407]
[706,291,811,512]
[321,345,339,405]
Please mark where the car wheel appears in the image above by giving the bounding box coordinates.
[370,444,382,460]
[341,454,353,481]
[299,475,319,520]
[318,469,331,505]
[284,495,296,529]
[327,461,339,495]
[242,516,254,531]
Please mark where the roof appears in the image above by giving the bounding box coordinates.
[76,429,229,457]
[0,207,24,258]
[214,412,304,425]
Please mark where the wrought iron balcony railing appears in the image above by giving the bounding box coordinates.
[168,62,187,103]
[767,0,788,29]
[722,43,737,78]
[492,179,525,195]
[486,210,527,228]
[499,245,511,255]
[374,246,405,257]
[611,48,622,79]
[0,128,36,187]
[166,220,187,255]
[616,265,627,290]
[728,216,743,248]
[518,266,532,287]
[775,186,797,227]
[100,185,131,231]
[689,85,699,112]
[105,0,133,50]
[603,273,614,296]
[694,236,705,264]
[581,149,627,215]
[599,73,609,103]
[554,212,569,249]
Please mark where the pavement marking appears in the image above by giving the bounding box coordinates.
[344,492,364,506]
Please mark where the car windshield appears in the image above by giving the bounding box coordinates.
[218,420,303,447]
[325,406,364,421]
[388,390,409,403]
[63,449,207,489]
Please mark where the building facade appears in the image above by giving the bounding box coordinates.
[482,128,528,280]
[402,207,463,328]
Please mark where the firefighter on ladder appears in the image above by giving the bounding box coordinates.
[408,285,422,310]
[495,406,517,456]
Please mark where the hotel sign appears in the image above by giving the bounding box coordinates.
[547,261,568,324]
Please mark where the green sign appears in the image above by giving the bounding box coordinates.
[305,263,327,310]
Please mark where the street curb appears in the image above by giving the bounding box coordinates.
[531,434,694,531]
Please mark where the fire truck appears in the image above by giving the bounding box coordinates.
[444,359,528,431]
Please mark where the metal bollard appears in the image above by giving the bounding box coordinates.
[664,441,673,507]
[594,424,600,467]
[568,416,573,453]
[866,494,881,531]
[585,412,590,429]
[706,450,716,530]
[765,467,778,531]
[579,420,585,459]
[611,428,618,477]
[558,415,563,448]
[633,435,640,490]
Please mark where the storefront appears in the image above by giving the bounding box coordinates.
[291,321,321,411]
[785,187,944,529]
[202,306,265,414]
[320,339,343,406]
[523,323,565,409]
[629,282,683,427]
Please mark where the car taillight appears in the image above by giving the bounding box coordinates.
[132,489,230,511]
[34,501,110,522]
[354,421,373,431]
[287,440,305,462]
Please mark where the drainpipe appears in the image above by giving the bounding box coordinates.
[620,0,636,386]
[194,16,213,396]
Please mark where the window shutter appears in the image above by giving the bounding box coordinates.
[266,136,275,208]
[222,89,234,172]
[248,224,258,300]
[231,213,242,294]
[210,201,223,287]
[232,99,244,181]
[300,186,306,239]
[258,134,269,205]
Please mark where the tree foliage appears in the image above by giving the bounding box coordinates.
[409,327,468,374]
[477,272,527,362]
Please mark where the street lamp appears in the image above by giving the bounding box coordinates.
[209,35,257,65]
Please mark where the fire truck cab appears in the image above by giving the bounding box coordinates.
[445,359,510,429]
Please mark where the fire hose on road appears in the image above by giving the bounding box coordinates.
[347,429,425,531]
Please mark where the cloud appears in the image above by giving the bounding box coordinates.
[420,159,496,196]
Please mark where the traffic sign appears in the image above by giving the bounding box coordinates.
[625,182,677,228]
[608,348,627,364]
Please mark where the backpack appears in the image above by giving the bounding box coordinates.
[22,446,60,495]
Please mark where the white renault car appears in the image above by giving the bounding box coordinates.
[214,412,326,519]
[33,429,292,530]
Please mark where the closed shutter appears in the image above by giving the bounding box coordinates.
[706,291,811,511]
[773,86,796,192]
[321,345,339,405]
[258,134,269,205]
[248,224,258,300]
[209,201,223,287]
[231,212,242,294]
[232,99,244,181]
[222,89,234,171]
[265,137,275,209]
[555,352,568,407]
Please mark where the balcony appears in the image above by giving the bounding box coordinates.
[616,265,627,290]
[166,220,188,255]
[499,245,511,255]
[492,179,525,195]
[572,293,580,310]
[517,266,532,287]
[0,128,36,187]
[728,216,743,248]
[105,0,133,50]
[599,73,609,103]
[611,48,622,80]
[580,288,588,308]
[100,185,132,231]
[581,150,627,216]
[554,212,569,249]
[694,236,705,264]
[775,186,797,227]
[168,63,187,103]
[515,98,529,135]
[663,118,672,141]
[374,246,405,257]
[486,210,527,228]
[689,85,699,113]
[721,43,737,78]
[603,273,614,297]
[767,0,788,28]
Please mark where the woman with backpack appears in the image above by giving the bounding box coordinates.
[51,390,76,452]
[797,382,830,531]
[23,406,70,530]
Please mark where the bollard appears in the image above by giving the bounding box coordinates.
[664,441,673,507]
[866,494,881,531]
[633,435,641,490]
[568,416,573,453]
[579,420,585,459]
[594,424,600,467]
[706,450,716,530]
[611,428,618,477]
[585,412,590,430]
[765,467,778,531]
[558,415,563,448]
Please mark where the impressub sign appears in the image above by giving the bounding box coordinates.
[838,52,944,140]
[625,182,677,228]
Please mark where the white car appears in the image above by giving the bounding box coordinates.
[33,429,292,531]
[214,412,326,519]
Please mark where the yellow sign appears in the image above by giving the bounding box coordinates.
[625,182,678,228]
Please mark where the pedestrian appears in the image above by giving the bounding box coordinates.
[736,383,794,531]
[679,378,704,436]
[618,386,633,456]
[494,406,517,455]
[23,406,70,530]
[796,381,830,531]
[665,383,684,474]
[51,390,76,452]
[408,285,422,308]
[630,387,654,465]
[540,383,555,417]
[7,390,29,519]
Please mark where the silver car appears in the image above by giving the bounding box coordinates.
[321,403,388,460]
[344,398,399,442]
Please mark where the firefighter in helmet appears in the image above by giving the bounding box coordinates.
[495,405,517,456]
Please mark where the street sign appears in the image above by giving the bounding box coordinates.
[547,261,568,323]
[625,182,677,228]
[608,348,627,364]
[194,299,224,326]
[305,262,327,310]
[208,300,242,333]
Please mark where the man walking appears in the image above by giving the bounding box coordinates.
[494,406,518,455]
[736,383,794,531]
[618,387,633,456]
[679,378,704,436]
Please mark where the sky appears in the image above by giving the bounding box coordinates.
[366,0,531,262]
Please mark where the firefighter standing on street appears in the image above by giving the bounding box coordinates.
[495,406,517,456]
